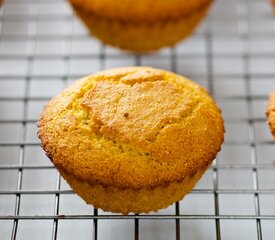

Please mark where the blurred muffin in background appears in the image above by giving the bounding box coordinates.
[68,0,213,52]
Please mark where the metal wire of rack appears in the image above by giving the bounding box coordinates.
[0,0,275,239]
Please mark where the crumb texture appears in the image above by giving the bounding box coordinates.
[38,67,224,189]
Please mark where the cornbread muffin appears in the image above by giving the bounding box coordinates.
[266,90,275,139]
[38,67,224,214]
[68,0,213,52]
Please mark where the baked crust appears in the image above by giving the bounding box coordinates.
[68,0,213,23]
[266,90,275,139]
[38,67,224,191]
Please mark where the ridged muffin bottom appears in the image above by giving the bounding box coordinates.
[70,1,212,52]
[59,165,209,214]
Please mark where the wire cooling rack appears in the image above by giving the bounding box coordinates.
[0,0,275,239]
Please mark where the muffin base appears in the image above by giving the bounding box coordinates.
[70,1,212,52]
[59,164,209,214]
[69,0,212,23]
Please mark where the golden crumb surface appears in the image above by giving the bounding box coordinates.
[266,90,275,139]
[38,67,224,191]
[68,0,213,52]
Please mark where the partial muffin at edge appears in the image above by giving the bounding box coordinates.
[271,0,275,11]
[38,67,224,214]
[266,90,275,139]
[68,0,213,52]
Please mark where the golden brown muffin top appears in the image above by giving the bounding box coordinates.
[38,67,224,189]
[68,0,213,23]
[266,90,275,139]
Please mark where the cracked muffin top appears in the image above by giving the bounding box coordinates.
[38,67,224,189]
